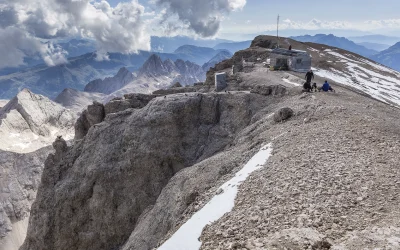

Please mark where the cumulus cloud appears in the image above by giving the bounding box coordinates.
[0,0,247,69]
[0,0,150,67]
[154,0,246,37]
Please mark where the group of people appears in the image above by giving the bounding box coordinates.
[304,70,335,93]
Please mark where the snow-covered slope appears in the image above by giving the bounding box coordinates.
[306,47,400,106]
[0,89,75,153]
[0,99,8,108]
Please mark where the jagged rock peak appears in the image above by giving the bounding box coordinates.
[139,54,171,76]
[116,67,131,77]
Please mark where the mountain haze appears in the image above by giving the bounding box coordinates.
[291,34,378,57]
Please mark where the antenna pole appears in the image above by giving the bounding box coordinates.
[277,14,280,48]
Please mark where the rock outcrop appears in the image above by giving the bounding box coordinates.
[74,101,105,140]
[0,89,75,153]
[104,94,157,115]
[21,92,273,250]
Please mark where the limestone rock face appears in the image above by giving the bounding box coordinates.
[20,92,270,250]
[74,101,105,140]
[0,147,52,250]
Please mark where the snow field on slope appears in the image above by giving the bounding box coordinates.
[158,144,273,250]
[313,50,400,106]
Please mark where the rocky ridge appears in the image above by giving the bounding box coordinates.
[19,36,400,250]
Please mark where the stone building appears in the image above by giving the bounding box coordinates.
[269,48,311,72]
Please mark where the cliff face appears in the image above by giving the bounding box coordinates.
[21,92,273,250]
[0,146,52,250]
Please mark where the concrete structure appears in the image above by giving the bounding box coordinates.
[269,49,311,73]
[215,72,227,91]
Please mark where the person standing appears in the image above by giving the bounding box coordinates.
[305,70,314,84]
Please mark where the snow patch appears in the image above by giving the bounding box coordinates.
[158,144,274,250]
[313,52,400,107]
[282,78,301,87]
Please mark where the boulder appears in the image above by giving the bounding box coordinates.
[273,107,294,122]
[250,85,287,96]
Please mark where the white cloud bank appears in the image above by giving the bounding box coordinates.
[264,18,400,32]
[0,0,246,69]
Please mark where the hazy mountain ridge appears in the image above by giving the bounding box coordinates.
[291,34,378,57]
[370,42,400,71]
[0,48,223,99]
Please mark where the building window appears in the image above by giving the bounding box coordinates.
[296,59,302,64]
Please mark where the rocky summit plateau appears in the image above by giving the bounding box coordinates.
[2,35,400,250]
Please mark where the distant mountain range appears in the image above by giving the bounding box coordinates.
[150,36,231,53]
[0,45,228,99]
[370,42,400,71]
[348,35,400,46]
[213,41,252,54]
[291,34,378,57]
[355,42,391,52]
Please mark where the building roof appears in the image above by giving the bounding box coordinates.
[271,48,309,56]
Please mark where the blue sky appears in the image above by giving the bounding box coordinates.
[108,0,400,39]
[2,0,399,68]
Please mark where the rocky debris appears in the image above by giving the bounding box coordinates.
[20,92,274,250]
[104,94,157,115]
[261,228,329,250]
[273,107,294,122]
[332,227,400,249]
[74,101,105,140]
[84,67,135,95]
[200,89,400,250]
[0,146,53,250]
[250,85,287,96]
[0,89,75,153]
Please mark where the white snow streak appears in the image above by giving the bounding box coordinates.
[282,78,301,87]
[158,143,273,250]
